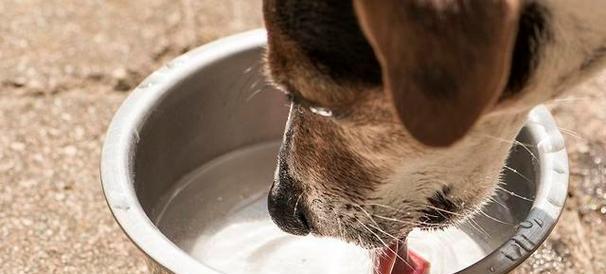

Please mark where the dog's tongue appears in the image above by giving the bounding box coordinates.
[375,242,429,274]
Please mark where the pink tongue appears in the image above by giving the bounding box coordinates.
[375,242,429,274]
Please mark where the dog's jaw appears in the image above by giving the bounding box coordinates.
[274,90,530,248]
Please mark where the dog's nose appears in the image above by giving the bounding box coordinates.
[267,173,310,236]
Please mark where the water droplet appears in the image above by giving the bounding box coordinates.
[309,106,333,117]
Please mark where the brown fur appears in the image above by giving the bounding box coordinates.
[263,0,527,248]
[263,0,606,249]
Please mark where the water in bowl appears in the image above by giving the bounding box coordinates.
[154,142,534,274]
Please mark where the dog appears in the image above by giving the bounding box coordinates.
[263,0,606,250]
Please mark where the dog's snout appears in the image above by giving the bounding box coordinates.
[267,170,310,236]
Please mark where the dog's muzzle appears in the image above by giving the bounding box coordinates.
[267,167,311,236]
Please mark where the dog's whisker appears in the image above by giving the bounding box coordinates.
[447,211,490,239]
[475,133,518,145]
[355,219,413,270]
[329,207,346,240]
[548,96,594,103]
[227,61,262,101]
[368,203,418,220]
[503,165,533,184]
[356,203,433,229]
[514,140,539,162]
[479,210,514,225]
[355,219,389,248]
[495,185,534,202]
[250,78,261,90]
[423,204,465,218]
[246,88,264,102]
[487,196,509,210]
[237,61,263,99]
[242,62,257,74]
[357,235,364,249]
[353,204,384,228]
[366,222,402,244]
[367,203,397,210]
[293,194,303,217]
[453,222,483,241]
[354,204,418,257]
[354,204,413,242]
[367,203,404,213]
[246,76,276,101]
[557,127,585,140]
[526,120,585,140]
[337,218,344,239]
[468,218,491,239]
[370,214,410,224]
[478,133,539,161]
[372,214,440,228]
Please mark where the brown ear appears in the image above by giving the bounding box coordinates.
[354,0,520,146]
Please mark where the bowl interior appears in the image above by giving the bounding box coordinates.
[131,43,539,274]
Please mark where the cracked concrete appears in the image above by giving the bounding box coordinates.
[1,1,262,273]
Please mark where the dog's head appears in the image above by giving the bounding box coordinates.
[263,0,551,248]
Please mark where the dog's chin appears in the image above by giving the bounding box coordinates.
[349,216,460,251]
[340,234,410,250]
[335,201,481,250]
[317,220,415,250]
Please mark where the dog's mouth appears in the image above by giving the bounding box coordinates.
[374,188,460,274]
[375,240,429,274]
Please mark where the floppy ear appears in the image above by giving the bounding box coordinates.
[354,0,521,146]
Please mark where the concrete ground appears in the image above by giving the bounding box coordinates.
[0,1,604,273]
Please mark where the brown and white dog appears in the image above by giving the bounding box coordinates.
[263,0,606,250]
